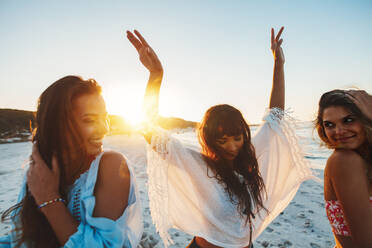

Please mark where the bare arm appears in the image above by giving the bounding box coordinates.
[329,150,372,247]
[28,146,78,245]
[127,30,163,142]
[93,151,130,220]
[38,205,78,245]
[269,27,285,110]
[28,146,131,245]
[143,71,163,123]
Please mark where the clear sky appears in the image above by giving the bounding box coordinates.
[0,0,371,124]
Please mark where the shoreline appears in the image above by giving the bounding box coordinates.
[0,133,335,247]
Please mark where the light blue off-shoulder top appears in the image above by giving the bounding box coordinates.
[0,152,143,248]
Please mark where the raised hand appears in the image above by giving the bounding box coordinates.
[269,26,285,110]
[28,143,60,205]
[271,27,285,65]
[347,90,372,121]
[127,30,163,74]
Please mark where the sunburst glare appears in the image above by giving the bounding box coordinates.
[103,85,145,129]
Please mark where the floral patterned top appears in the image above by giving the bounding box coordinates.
[325,197,372,236]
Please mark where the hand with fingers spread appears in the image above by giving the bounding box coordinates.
[271,26,285,65]
[27,143,60,205]
[127,30,163,75]
[347,90,372,121]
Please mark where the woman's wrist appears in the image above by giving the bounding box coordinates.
[38,197,66,209]
[148,70,163,87]
[274,59,284,67]
[34,193,61,206]
[150,70,163,78]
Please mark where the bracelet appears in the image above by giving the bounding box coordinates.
[38,198,66,209]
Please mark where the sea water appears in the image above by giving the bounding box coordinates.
[0,123,332,246]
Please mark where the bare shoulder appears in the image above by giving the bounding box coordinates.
[93,151,131,219]
[326,149,368,182]
[98,151,130,184]
[101,150,127,164]
[326,150,372,246]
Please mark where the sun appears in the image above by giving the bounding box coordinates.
[108,103,145,129]
[102,82,178,129]
[103,85,145,129]
[121,109,144,127]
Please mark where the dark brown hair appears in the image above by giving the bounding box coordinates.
[198,104,267,245]
[315,90,372,147]
[315,89,372,164]
[1,76,102,247]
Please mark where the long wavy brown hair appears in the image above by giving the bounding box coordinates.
[315,89,372,165]
[1,76,102,247]
[198,104,267,245]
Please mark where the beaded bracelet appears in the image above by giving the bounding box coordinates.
[38,198,66,209]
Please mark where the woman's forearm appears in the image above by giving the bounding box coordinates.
[269,61,285,110]
[143,71,163,121]
[269,27,285,110]
[40,202,79,245]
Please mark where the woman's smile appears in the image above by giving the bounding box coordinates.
[322,106,366,150]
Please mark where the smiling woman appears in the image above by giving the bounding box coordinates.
[316,89,372,248]
[127,28,315,248]
[0,75,143,248]
[322,106,366,150]
[72,93,109,157]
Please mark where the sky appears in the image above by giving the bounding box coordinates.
[0,0,371,124]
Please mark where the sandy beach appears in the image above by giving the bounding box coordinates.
[0,127,335,247]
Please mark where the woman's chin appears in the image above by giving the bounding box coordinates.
[335,142,362,150]
[87,146,103,156]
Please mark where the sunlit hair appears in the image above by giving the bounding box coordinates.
[1,76,102,248]
[198,104,267,246]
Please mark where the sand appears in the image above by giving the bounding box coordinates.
[0,133,335,247]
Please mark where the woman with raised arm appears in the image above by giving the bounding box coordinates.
[127,28,314,248]
[0,76,143,248]
[316,89,372,248]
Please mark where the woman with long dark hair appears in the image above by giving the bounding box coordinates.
[127,28,314,247]
[0,76,143,247]
[316,89,372,248]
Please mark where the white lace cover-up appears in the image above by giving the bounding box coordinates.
[147,108,316,248]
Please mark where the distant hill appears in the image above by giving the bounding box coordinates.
[110,116,197,134]
[158,116,197,130]
[0,109,197,143]
[0,109,35,139]
[108,115,134,135]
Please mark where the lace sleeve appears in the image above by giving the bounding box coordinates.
[251,108,318,240]
[252,108,315,183]
[147,128,204,247]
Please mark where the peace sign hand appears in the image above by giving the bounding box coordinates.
[127,30,163,74]
[271,27,285,65]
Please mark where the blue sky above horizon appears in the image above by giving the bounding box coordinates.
[0,0,371,124]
